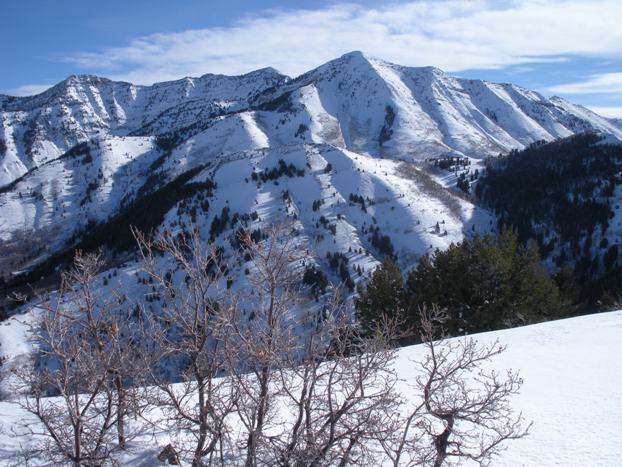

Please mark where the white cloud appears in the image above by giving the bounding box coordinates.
[4,83,52,96]
[546,72,622,94]
[586,106,622,119]
[57,0,622,85]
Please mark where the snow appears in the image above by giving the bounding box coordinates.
[0,309,619,465]
[391,311,622,466]
[0,136,160,256]
[2,52,621,275]
[0,69,287,186]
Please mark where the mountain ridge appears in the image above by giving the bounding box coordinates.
[1,52,621,304]
[2,51,622,188]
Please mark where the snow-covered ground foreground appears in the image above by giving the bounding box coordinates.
[0,311,620,466]
[396,311,622,467]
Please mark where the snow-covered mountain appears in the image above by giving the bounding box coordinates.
[3,51,622,188]
[0,68,287,186]
[1,51,622,289]
[252,51,622,159]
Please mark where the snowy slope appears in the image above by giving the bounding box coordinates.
[0,137,161,272]
[0,308,619,466]
[2,51,622,287]
[126,141,493,300]
[0,69,287,186]
[394,310,622,467]
[254,51,622,160]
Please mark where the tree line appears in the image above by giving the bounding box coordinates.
[356,228,565,338]
[476,132,622,308]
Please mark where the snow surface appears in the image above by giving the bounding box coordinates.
[2,51,622,277]
[3,51,622,188]
[0,310,619,466]
[395,311,622,467]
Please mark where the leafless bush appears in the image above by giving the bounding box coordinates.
[134,226,239,466]
[229,224,307,467]
[272,306,402,466]
[11,225,530,466]
[383,306,531,467]
[12,250,148,466]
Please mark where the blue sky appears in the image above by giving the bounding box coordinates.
[2,0,621,117]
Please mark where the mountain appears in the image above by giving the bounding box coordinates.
[0,68,288,186]
[1,51,622,303]
[3,51,622,188]
[253,51,622,159]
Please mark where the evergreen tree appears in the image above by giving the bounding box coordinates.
[406,228,563,334]
[355,257,405,335]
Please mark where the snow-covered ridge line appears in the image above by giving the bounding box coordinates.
[2,50,622,188]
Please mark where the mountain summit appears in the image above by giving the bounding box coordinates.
[2,52,621,187]
[1,52,621,288]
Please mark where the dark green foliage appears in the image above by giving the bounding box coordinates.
[378,105,395,145]
[326,252,354,291]
[476,132,622,306]
[155,135,178,152]
[355,258,405,335]
[406,229,563,334]
[80,180,100,206]
[348,193,367,212]
[324,163,332,174]
[61,142,91,160]
[369,226,394,258]
[604,245,619,271]
[148,136,178,172]
[477,132,621,247]
[581,267,622,307]
[457,173,469,193]
[302,266,328,295]
[0,138,6,156]
[250,228,267,243]
[295,123,308,137]
[553,264,580,307]
[255,90,293,112]
[23,119,37,159]
[431,156,470,171]
[256,159,305,182]
[210,206,231,239]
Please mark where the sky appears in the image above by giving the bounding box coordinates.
[1,0,621,118]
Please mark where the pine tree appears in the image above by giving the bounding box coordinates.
[355,257,405,335]
[406,228,563,334]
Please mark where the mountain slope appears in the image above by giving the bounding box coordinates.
[2,51,622,299]
[253,51,622,160]
[0,69,287,186]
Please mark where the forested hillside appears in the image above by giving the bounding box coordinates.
[476,132,622,306]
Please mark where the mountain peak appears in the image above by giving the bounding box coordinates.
[335,50,376,67]
[339,50,368,60]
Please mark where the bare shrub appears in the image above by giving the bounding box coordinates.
[13,250,147,466]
